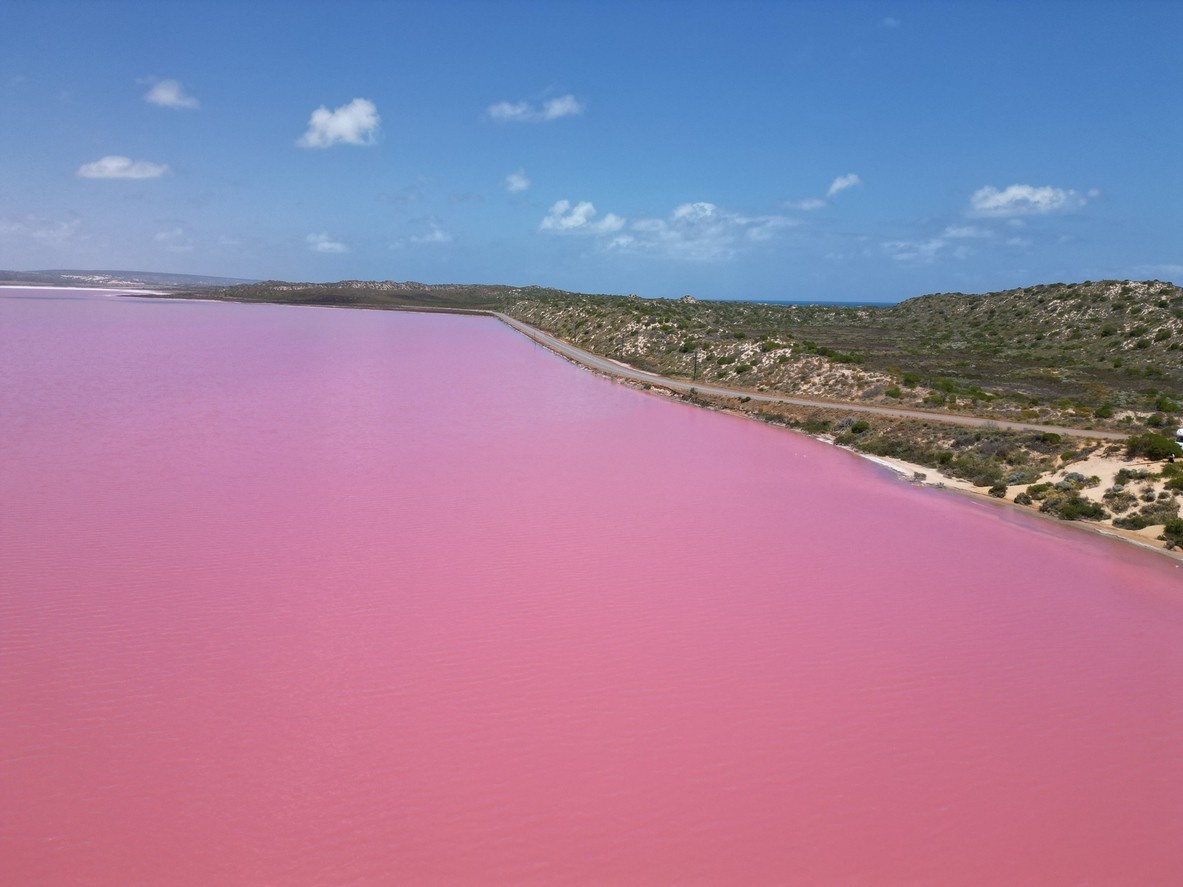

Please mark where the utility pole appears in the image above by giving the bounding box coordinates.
[692,348,699,381]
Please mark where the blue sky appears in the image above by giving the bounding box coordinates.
[1,0,1179,302]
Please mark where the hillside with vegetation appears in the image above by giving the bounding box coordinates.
[195,279,585,310]
[189,277,1182,430]
[501,279,1183,431]
[154,275,1183,546]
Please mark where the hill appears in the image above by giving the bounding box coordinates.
[196,279,607,310]
[499,279,1182,430]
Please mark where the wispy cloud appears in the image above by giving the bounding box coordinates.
[143,78,199,109]
[0,214,80,242]
[505,169,531,193]
[409,218,453,244]
[969,184,1093,217]
[297,98,380,148]
[154,227,193,252]
[1135,263,1183,280]
[880,16,901,28]
[487,94,584,123]
[539,200,625,234]
[306,232,348,253]
[77,155,169,179]
[783,198,827,211]
[827,173,862,197]
[608,202,795,261]
[883,225,990,264]
[783,174,862,211]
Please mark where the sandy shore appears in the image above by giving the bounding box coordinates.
[615,375,1180,563]
[845,447,1180,562]
[511,321,1182,564]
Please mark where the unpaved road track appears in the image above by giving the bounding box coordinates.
[491,312,1129,442]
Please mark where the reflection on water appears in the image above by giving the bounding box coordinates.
[2,289,1181,885]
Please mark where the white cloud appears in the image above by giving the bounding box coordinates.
[883,237,944,264]
[154,227,193,252]
[539,200,625,234]
[144,79,199,109]
[608,202,795,261]
[297,98,380,148]
[784,197,827,211]
[942,224,990,239]
[827,173,862,197]
[306,232,348,253]
[0,214,80,242]
[969,184,1090,217]
[77,155,169,179]
[409,218,453,244]
[883,225,990,264]
[486,101,531,122]
[542,95,583,119]
[487,94,584,123]
[505,169,531,193]
[881,17,901,28]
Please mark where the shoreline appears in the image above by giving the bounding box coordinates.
[491,310,1181,565]
[0,284,172,295]
[85,288,1181,566]
[847,449,1178,562]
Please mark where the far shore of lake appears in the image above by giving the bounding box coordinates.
[77,285,1183,565]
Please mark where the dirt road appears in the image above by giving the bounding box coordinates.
[492,312,1129,442]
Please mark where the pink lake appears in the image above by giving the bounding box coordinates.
[2,288,1181,885]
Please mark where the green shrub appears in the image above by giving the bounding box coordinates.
[1161,519,1183,547]
[1102,488,1137,514]
[1116,467,1151,484]
[1040,495,1107,521]
[1116,499,1182,530]
[1126,433,1182,461]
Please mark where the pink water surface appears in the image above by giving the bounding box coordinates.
[2,288,1182,885]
